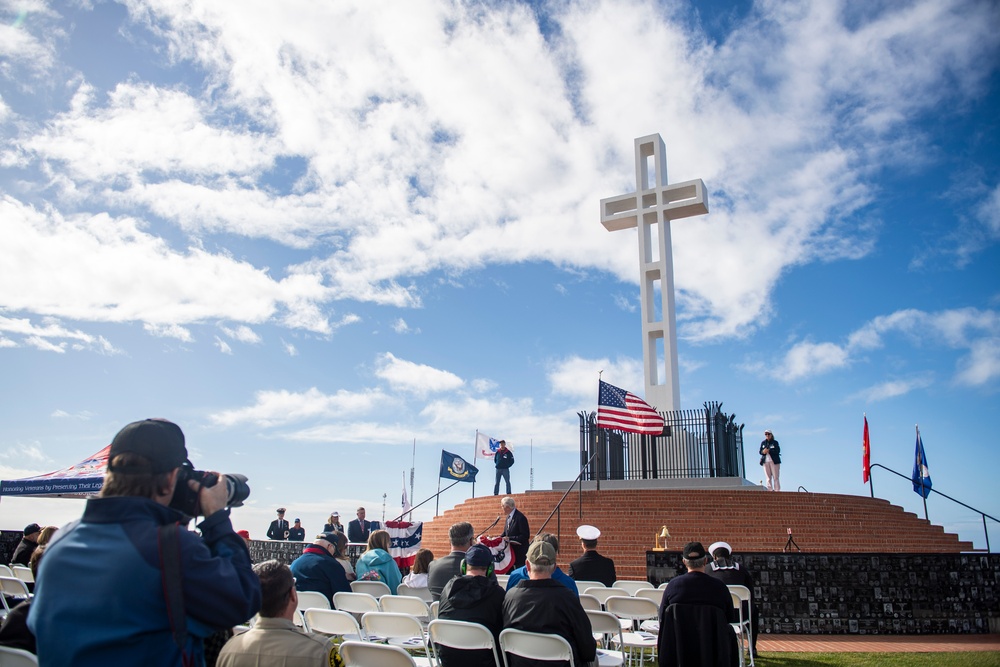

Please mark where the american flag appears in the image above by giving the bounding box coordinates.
[597,380,665,435]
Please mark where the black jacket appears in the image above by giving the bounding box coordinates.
[495,449,514,470]
[568,550,617,588]
[501,509,530,569]
[759,439,781,465]
[427,551,465,601]
[658,603,738,667]
[437,575,505,667]
[348,519,371,544]
[10,538,37,567]
[266,518,288,540]
[502,578,596,667]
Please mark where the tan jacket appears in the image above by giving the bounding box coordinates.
[217,617,341,667]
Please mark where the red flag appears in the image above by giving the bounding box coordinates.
[862,416,871,483]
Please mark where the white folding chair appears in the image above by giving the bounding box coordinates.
[340,640,417,667]
[361,612,433,667]
[657,581,669,590]
[380,595,431,626]
[429,600,439,620]
[605,596,659,666]
[396,583,434,603]
[499,628,575,667]
[579,593,602,611]
[294,589,331,627]
[728,584,754,667]
[303,608,364,641]
[428,619,502,667]
[584,587,629,607]
[351,579,392,598]
[0,646,38,666]
[572,579,606,591]
[0,566,13,578]
[10,566,33,585]
[494,574,509,588]
[634,588,664,605]
[612,580,653,596]
[585,609,627,667]
[0,577,31,601]
[334,591,381,620]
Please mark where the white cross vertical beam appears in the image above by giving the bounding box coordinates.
[600,134,708,412]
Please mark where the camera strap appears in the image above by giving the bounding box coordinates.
[158,521,190,662]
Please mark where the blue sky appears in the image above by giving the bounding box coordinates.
[1,0,998,549]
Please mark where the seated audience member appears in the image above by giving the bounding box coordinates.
[0,545,46,653]
[502,541,596,667]
[11,523,40,566]
[289,533,352,605]
[333,532,356,581]
[707,541,758,658]
[437,544,505,667]
[36,526,58,547]
[217,560,343,667]
[568,524,617,587]
[401,548,434,589]
[428,522,475,601]
[660,541,734,616]
[354,529,403,594]
[505,533,578,595]
[288,518,306,542]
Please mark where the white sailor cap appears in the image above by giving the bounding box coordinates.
[576,525,601,540]
[708,541,732,556]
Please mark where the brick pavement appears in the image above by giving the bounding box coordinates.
[757,634,1000,653]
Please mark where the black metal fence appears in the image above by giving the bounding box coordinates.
[579,402,745,480]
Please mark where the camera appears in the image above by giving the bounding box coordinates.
[169,462,250,518]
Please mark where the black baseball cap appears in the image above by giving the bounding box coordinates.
[108,419,188,474]
[682,541,707,560]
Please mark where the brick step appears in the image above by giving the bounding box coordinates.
[417,489,972,576]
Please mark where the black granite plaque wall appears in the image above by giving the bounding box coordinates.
[647,551,1000,635]
[248,539,307,565]
[1,530,23,564]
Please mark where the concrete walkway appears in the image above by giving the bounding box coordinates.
[757,634,1000,653]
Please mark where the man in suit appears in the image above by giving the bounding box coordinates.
[266,508,288,540]
[568,524,617,587]
[427,521,475,601]
[500,496,529,569]
[347,506,371,543]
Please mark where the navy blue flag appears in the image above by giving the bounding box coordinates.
[911,427,932,498]
[440,450,479,483]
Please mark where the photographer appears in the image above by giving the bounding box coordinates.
[28,419,261,666]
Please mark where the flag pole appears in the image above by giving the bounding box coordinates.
[409,438,416,521]
[436,474,442,517]
[864,413,873,498]
[472,430,478,499]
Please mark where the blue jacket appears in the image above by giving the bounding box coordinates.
[505,565,579,595]
[289,546,352,604]
[354,548,402,594]
[28,496,261,667]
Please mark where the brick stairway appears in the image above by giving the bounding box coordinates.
[419,489,974,580]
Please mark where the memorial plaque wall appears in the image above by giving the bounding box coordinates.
[249,539,307,565]
[648,551,1000,635]
[0,530,23,564]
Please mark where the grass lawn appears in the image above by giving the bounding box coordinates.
[752,653,1000,666]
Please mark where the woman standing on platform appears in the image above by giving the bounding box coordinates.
[759,429,781,491]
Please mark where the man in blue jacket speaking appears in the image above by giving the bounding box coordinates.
[28,419,261,667]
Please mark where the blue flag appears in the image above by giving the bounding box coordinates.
[440,450,478,483]
[911,427,932,498]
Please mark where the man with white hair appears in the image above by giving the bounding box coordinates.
[500,496,529,569]
[289,532,352,605]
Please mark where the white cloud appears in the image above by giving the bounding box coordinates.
[221,324,262,344]
[144,322,194,342]
[214,336,232,355]
[281,339,298,356]
[768,307,1000,386]
[392,318,410,334]
[51,409,96,420]
[0,441,49,463]
[850,375,935,403]
[374,352,464,396]
[0,0,996,343]
[209,387,389,427]
[547,355,644,401]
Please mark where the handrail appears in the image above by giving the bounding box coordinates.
[533,450,599,538]
[869,463,998,552]
[797,485,810,493]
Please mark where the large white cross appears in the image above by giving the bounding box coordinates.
[600,134,708,412]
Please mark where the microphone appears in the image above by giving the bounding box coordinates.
[478,515,502,538]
